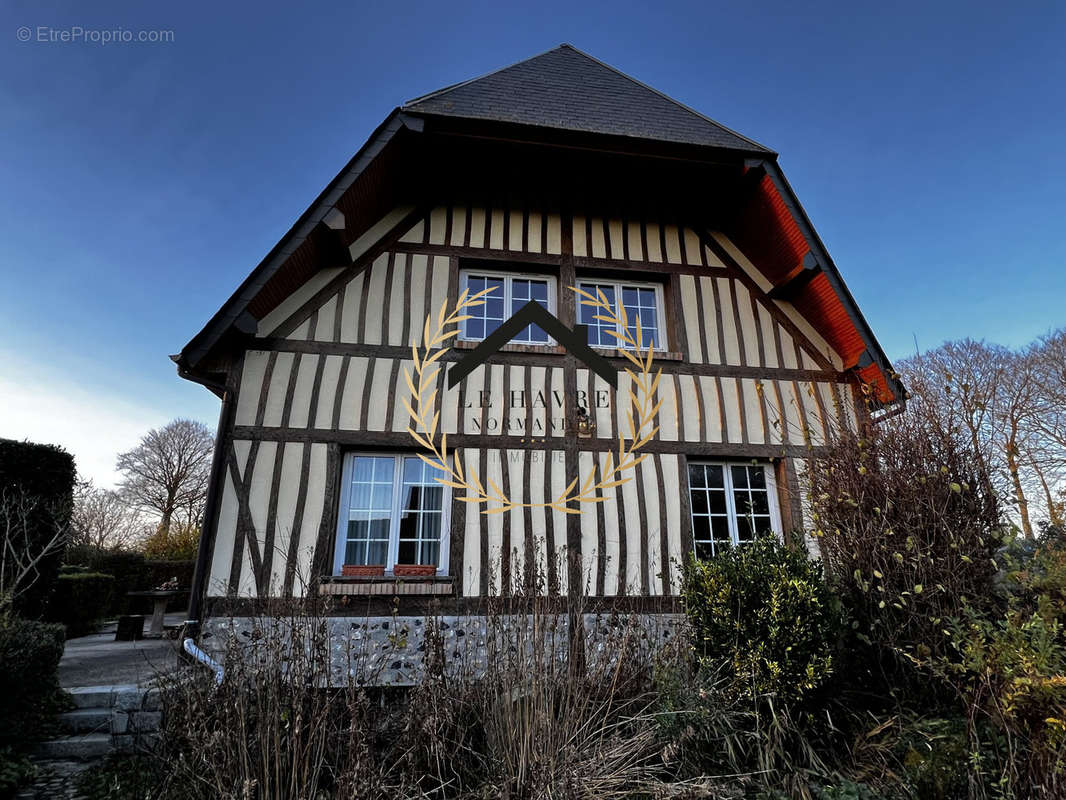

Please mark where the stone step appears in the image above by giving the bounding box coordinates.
[58,708,111,734]
[65,684,140,709]
[33,732,113,760]
[65,686,112,709]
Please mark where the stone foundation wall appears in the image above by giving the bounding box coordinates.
[200,613,686,686]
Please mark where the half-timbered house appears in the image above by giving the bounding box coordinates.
[176,45,902,678]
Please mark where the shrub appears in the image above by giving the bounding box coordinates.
[894,715,970,800]
[682,535,844,702]
[64,546,146,601]
[808,418,1002,664]
[154,591,670,800]
[665,538,848,798]
[810,780,886,799]
[142,523,200,561]
[923,539,1066,798]
[0,438,76,618]
[46,572,115,637]
[656,653,842,798]
[75,754,165,800]
[0,616,65,750]
[0,747,37,797]
[62,548,193,616]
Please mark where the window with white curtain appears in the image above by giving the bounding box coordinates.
[334,453,450,574]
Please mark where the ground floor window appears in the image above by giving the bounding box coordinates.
[333,453,450,574]
[687,461,782,558]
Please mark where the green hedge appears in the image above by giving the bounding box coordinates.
[62,548,193,616]
[0,616,65,747]
[46,572,115,637]
[0,439,76,618]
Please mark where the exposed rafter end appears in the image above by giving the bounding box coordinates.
[322,208,346,231]
[741,158,768,186]
[397,113,424,132]
[769,251,822,300]
[308,220,353,270]
[233,311,258,336]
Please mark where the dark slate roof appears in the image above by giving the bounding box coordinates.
[403,44,772,154]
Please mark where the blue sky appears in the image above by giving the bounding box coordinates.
[1,0,1064,485]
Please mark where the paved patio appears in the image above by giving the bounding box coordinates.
[58,614,185,688]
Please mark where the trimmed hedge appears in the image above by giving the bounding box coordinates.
[0,438,76,618]
[0,616,65,747]
[46,572,115,637]
[62,547,194,616]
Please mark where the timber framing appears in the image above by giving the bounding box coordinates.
[178,45,900,624]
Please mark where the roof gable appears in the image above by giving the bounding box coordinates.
[178,46,901,409]
[403,44,771,154]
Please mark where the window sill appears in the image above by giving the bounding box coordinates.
[454,340,566,356]
[592,347,684,362]
[453,340,683,362]
[318,576,456,596]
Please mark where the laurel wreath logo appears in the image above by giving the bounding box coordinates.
[402,286,663,515]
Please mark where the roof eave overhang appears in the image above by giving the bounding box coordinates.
[404,109,777,166]
[176,108,425,374]
[177,112,902,415]
[739,157,905,410]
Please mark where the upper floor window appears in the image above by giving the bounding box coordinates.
[576,279,665,350]
[333,453,450,575]
[460,270,555,345]
[687,462,781,559]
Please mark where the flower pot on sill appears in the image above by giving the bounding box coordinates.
[393,564,436,578]
[342,564,385,577]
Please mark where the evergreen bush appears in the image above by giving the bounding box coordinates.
[682,535,844,702]
[0,438,76,617]
[0,616,65,747]
[46,572,115,637]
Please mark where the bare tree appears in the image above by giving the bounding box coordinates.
[117,419,214,536]
[994,346,1042,537]
[71,479,147,551]
[899,337,1062,538]
[898,340,1008,500]
[1030,328,1066,526]
[0,488,71,615]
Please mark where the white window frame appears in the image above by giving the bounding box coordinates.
[332,452,451,576]
[575,278,668,351]
[458,269,557,345]
[686,461,782,557]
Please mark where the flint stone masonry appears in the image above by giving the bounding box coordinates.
[200,613,686,685]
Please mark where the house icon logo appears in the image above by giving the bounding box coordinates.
[446,301,618,390]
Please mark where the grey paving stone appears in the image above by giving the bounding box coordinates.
[57,708,110,734]
[33,732,112,760]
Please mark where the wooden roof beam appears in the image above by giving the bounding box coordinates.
[307,219,352,270]
[768,251,822,300]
